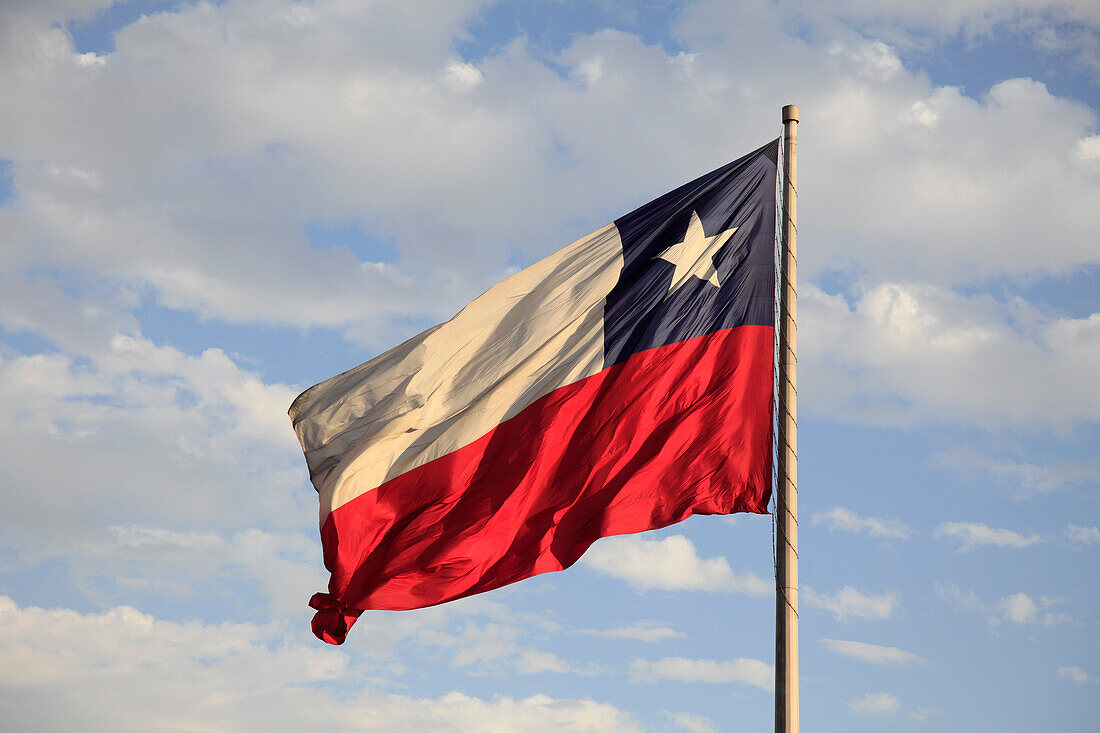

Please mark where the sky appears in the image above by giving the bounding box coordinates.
[0,0,1098,730]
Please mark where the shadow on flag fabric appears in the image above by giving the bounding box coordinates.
[290,140,780,644]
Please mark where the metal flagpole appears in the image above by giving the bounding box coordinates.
[776,103,799,733]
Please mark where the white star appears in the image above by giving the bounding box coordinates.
[655,210,738,293]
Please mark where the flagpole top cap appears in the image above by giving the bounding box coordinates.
[782,105,799,123]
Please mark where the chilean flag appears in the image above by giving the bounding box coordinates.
[291,140,780,644]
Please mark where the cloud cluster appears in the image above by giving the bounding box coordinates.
[934,521,1042,551]
[812,506,913,539]
[1065,524,1100,545]
[936,582,1073,626]
[2,0,1097,343]
[629,656,774,691]
[1056,666,1091,683]
[803,585,899,621]
[820,638,926,666]
[584,623,686,643]
[847,691,901,717]
[934,447,1100,500]
[0,594,649,732]
[582,534,771,596]
[802,284,1100,428]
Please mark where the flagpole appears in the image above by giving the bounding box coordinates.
[776,104,799,733]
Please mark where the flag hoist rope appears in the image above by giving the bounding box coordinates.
[776,104,799,733]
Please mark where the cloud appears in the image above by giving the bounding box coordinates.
[934,522,1042,551]
[517,650,571,675]
[933,448,1100,500]
[1,0,1097,346]
[0,0,1095,472]
[0,329,306,549]
[423,620,575,676]
[803,586,899,621]
[629,657,774,691]
[671,712,720,733]
[820,639,925,666]
[999,592,1043,625]
[1066,524,1100,545]
[937,583,1074,627]
[1056,666,1091,683]
[78,525,327,618]
[847,691,901,716]
[812,506,913,539]
[583,535,771,596]
[802,284,1100,428]
[0,595,645,731]
[583,623,686,643]
[782,0,1100,75]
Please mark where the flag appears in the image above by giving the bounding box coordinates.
[290,140,780,644]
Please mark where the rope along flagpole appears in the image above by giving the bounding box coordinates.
[776,103,799,733]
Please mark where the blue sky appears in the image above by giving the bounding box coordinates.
[1,1,1098,730]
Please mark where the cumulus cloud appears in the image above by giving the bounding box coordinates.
[1056,666,1091,683]
[934,448,1100,500]
[934,522,1042,551]
[629,657,774,691]
[582,535,771,595]
[583,623,686,643]
[671,712,720,733]
[812,506,913,539]
[801,284,1100,428]
[1065,524,1100,545]
[81,525,326,618]
[1,0,1097,346]
[936,583,1073,627]
[0,328,304,546]
[820,639,926,666]
[803,586,899,621]
[420,620,576,676]
[848,691,901,716]
[0,594,646,732]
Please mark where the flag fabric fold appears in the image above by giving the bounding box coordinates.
[291,140,780,644]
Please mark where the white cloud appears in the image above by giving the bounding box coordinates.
[671,712,720,733]
[802,284,1100,428]
[81,525,327,618]
[585,623,686,643]
[1078,135,1100,161]
[629,657,773,691]
[935,582,986,613]
[803,586,899,621]
[937,583,1074,627]
[517,650,571,675]
[934,522,1042,551]
[827,39,903,80]
[441,59,484,91]
[933,448,1100,500]
[820,639,925,666]
[909,707,931,721]
[0,327,306,554]
[999,592,1041,625]
[1,0,1097,346]
[812,506,913,539]
[0,595,643,731]
[583,535,771,596]
[778,0,1100,36]
[1056,666,1091,683]
[848,691,901,717]
[1066,524,1100,545]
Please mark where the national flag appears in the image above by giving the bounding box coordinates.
[290,140,780,644]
